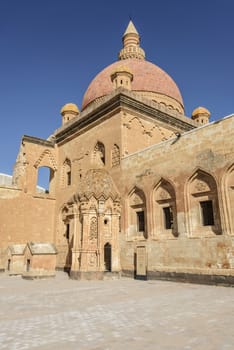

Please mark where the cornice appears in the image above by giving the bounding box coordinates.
[54,90,196,144]
[22,135,55,148]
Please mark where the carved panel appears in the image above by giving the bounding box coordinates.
[34,149,57,170]
[89,217,98,241]
[112,144,120,167]
[88,252,97,267]
[191,179,210,194]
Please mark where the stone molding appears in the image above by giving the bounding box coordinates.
[54,90,196,144]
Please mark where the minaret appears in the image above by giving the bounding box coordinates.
[118,20,145,60]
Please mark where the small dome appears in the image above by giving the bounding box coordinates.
[60,103,79,115]
[192,106,210,118]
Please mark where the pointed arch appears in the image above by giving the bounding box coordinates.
[34,149,57,194]
[185,168,221,236]
[93,141,105,166]
[61,158,72,187]
[127,186,147,240]
[153,178,178,238]
[34,149,57,170]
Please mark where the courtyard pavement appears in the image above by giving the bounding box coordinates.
[0,272,233,350]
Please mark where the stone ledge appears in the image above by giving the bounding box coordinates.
[70,270,104,280]
[22,274,56,280]
[147,270,234,287]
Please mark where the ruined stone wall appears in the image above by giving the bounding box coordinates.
[0,137,57,270]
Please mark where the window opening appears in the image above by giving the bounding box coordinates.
[7,259,11,271]
[26,259,30,272]
[163,206,173,229]
[104,243,111,272]
[37,166,51,193]
[65,223,70,240]
[94,142,105,165]
[67,171,71,186]
[137,211,145,232]
[200,200,214,226]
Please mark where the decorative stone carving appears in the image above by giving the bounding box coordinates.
[113,201,121,215]
[133,193,143,205]
[89,217,97,241]
[112,144,120,167]
[88,252,97,267]
[77,169,120,201]
[193,180,210,193]
[159,189,171,200]
[34,149,57,170]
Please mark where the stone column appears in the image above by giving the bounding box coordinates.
[98,199,105,271]
[111,201,121,272]
[71,204,81,272]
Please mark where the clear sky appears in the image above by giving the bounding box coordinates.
[0,0,233,176]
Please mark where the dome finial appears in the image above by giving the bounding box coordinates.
[118,21,145,60]
[123,20,139,37]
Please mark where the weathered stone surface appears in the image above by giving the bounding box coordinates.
[0,21,233,283]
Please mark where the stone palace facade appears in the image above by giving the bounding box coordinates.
[1,21,234,283]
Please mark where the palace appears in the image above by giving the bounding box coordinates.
[1,21,234,284]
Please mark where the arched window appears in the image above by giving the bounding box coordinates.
[154,179,178,238]
[62,159,72,187]
[37,166,54,194]
[128,188,147,239]
[186,170,221,236]
[94,142,105,165]
[111,144,120,167]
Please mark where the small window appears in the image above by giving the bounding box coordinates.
[65,223,70,240]
[163,207,173,230]
[67,171,71,186]
[7,259,11,271]
[94,142,105,165]
[26,259,30,272]
[200,200,214,226]
[104,219,108,225]
[137,211,145,232]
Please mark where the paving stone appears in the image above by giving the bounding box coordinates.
[0,272,233,349]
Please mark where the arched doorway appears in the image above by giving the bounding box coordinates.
[104,243,112,271]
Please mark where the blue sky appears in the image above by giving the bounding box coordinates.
[0,0,233,176]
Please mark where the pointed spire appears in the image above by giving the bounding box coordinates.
[123,20,139,36]
[118,20,145,60]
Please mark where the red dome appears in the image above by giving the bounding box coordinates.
[82,58,183,110]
